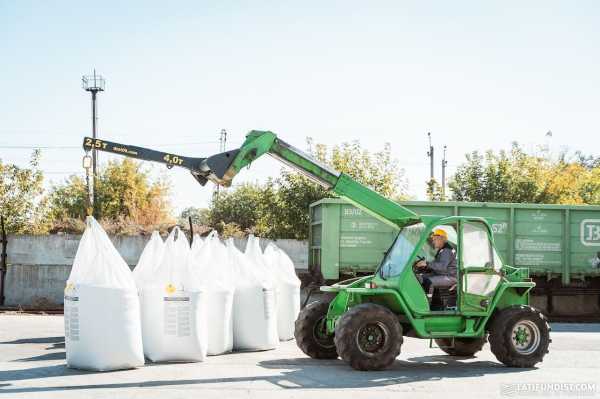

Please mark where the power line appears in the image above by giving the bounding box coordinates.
[152,141,220,147]
[0,145,79,149]
[0,141,219,150]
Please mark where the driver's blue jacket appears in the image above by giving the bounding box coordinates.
[426,243,457,278]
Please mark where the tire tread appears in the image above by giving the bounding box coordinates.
[488,305,551,368]
[334,303,402,371]
[294,301,338,359]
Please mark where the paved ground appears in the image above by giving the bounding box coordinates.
[0,315,598,399]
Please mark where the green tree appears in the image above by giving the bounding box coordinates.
[178,206,210,226]
[96,158,171,224]
[426,178,444,201]
[206,138,407,239]
[47,158,173,233]
[45,175,88,221]
[264,140,407,239]
[539,161,600,205]
[257,172,327,239]
[0,151,47,233]
[449,143,600,205]
[449,143,547,203]
[208,183,276,234]
[579,167,600,204]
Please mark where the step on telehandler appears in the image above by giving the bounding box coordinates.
[84,130,551,371]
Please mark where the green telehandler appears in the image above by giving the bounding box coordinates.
[83,130,551,371]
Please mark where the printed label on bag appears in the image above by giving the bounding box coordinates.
[164,295,191,337]
[64,296,80,341]
[262,288,274,320]
[163,297,190,302]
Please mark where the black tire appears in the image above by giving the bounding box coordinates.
[489,305,551,368]
[334,303,402,371]
[435,337,487,356]
[294,300,338,359]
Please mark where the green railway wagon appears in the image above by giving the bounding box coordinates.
[309,198,600,319]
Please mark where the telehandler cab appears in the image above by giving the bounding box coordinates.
[83,130,550,371]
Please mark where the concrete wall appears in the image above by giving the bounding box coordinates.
[3,234,308,308]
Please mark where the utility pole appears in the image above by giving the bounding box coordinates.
[214,129,227,197]
[306,137,313,154]
[427,132,435,180]
[441,145,448,198]
[219,129,227,153]
[0,216,6,306]
[82,70,106,218]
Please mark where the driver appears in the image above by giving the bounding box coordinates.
[415,228,457,293]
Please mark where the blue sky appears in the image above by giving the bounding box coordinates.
[1,1,599,212]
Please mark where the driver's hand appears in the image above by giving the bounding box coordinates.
[415,260,427,268]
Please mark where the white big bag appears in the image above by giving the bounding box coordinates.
[139,227,207,362]
[189,231,234,355]
[133,231,164,289]
[228,236,278,351]
[64,216,144,371]
[191,233,204,253]
[264,242,301,341]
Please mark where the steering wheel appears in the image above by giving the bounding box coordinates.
[412,255,426,273]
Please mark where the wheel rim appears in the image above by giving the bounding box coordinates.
[356,322,389,356]
[312,316,335,349]
[511,319,541,355]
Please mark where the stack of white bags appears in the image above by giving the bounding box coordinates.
[64,216,301,371]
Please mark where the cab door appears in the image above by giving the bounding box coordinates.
[459,220,502,314]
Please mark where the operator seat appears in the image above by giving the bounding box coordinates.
[430,284,457,311]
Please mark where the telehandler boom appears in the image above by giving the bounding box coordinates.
[83,130,550,371]
[84,132,419,228]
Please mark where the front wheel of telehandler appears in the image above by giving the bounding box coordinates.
[489,305,551,368]
[295,300,338,359]
[334,303,402,371]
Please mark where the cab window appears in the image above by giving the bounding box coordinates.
[462,222,493,268]
[380,222,425,278]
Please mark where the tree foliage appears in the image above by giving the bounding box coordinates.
[208,183,273,233]
[449,143,600,204]
[178,206,210,227]
[207,139,407,239]
[267,140,407,239]
[0,151,47,234]
[47,158,173,233]
[426,178,444,201]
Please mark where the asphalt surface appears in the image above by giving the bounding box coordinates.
[0,314,598,399]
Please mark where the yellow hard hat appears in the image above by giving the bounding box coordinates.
[431,228,448,239]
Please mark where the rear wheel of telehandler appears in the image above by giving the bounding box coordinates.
[434,336,487,356]
[334,303,402,371]
[295,300,338,359]
[489,305,551,368]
